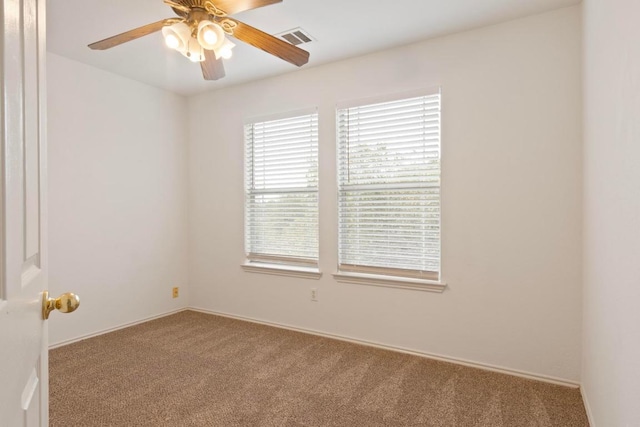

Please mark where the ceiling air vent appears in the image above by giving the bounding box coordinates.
[276,28,315,46]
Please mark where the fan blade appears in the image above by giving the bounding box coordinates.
[213,0,282,15]
[228,18,309,67]
[164,0,190,14]
[201,49,226,80]
[88,18,180,50]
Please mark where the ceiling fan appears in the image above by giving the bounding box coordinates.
[88,0,310,81]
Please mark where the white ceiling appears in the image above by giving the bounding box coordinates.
[47,0,579,96]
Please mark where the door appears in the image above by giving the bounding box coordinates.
[0,0,49,425]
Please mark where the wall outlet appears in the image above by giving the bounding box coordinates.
[310,288,318,302]
[172,287,179,298]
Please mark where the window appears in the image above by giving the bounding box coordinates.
[244,111,319,274]
[336,91,442,287]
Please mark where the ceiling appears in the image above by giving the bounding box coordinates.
[47,0,579,96]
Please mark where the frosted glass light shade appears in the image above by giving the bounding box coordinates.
[162,22,191,53]
[164,33,180,49]
[216,39,235,59]
[197,20,225,51]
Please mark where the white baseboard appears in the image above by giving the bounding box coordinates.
[581,385,596,426]
[48,308,188,349]
[49,305,581,389]
[188,307,580,389]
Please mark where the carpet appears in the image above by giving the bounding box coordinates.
[49,310,589,426]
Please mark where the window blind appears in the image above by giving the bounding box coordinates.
[337,92,441,279]
[245,112,319,266]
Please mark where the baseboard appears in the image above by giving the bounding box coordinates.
[50,305,581,389]
[188,307,580,389]
[48,308,188,349]
[581,385,596,426]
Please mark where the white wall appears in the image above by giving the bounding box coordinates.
[188,7,583,382]
[47,53,189,345]
[582,0,640,425]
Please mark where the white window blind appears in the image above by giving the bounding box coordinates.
[245,112,319,267]
[337,92,441,280]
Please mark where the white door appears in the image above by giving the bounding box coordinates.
[0,0,50,425]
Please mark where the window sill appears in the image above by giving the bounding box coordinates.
[333,272,447,293]
[241,263,322,280]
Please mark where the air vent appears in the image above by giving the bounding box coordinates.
[276,28,315,46]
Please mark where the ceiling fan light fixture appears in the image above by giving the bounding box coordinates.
[162,22,191,52]
[87,0,310,82]
[164,33,180,49]
[197,20,225,51]
[216,39,235,60]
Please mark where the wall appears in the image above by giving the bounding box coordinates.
[188,7,583,382]
[47,53,189,345]
[582,0,640,425]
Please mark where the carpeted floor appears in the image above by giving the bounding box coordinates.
[49,310,589,426]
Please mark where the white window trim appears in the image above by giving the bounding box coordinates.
[242,262,322,280]
[244,107,318,126]
[335,86,442,110]
[243,108,320,274]
[335,88,443,288]
[333,271,446,293]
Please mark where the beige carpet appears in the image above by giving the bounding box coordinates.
[50,310,588,426]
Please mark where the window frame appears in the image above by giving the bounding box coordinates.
[242,108,322,279]
[333,89,445,292]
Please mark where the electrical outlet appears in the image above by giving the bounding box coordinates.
[172,287,179,298]
[310,288,318,302]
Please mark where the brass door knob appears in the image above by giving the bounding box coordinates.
[42,291,80,320]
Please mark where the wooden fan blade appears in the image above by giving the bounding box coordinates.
[201,49,226,80]
[213,0,282,15]
[228,19,309,67]
[88,18,180,50]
